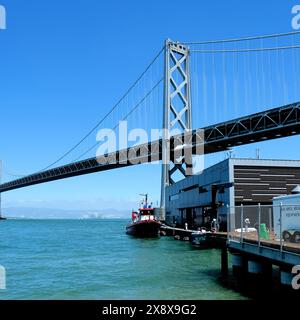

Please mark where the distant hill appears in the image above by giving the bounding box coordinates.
[2,207,129,219]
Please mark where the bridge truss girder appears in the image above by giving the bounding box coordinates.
[1,102,300,193]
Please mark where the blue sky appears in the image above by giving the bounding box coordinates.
[0,0,300,212]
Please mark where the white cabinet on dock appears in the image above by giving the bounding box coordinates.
[273,191,300,240]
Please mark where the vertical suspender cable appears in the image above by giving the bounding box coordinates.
[211,43,217,122]
[260,38,266,109]
[222,42,228,120]
[267,43,273,108]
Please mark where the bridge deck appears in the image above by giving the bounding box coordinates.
[1,102,300,193]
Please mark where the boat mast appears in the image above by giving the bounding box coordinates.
[139,193,148,207]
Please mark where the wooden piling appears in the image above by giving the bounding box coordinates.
[221,247,228,276]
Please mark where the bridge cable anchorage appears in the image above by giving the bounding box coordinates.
[183,30,300,45]
[39,46,165,172]
[71,78,164,162]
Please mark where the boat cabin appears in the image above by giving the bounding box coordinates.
[131,208,156,222]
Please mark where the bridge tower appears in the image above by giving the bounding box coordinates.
[160,40,193,214]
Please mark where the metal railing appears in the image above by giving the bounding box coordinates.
[227,204,300,255]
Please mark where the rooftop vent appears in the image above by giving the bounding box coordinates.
[291,185,300,194]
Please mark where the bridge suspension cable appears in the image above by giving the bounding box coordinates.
[71,77,164,162]
[2,164,27,178]
[36,30,300,171]
[40,46,165,171]
[189,29,300,131]
[190,44,300,53]
[6,30,300,184]
[183,30,300,45]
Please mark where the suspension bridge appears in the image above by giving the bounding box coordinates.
[1,31,300,216]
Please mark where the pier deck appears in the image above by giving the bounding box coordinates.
[161,224,300,271]
[228,232,300,266]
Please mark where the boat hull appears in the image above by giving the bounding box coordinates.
[126,220,160,238]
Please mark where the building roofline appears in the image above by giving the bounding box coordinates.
[228,158,300,167]
[229,157,300,162]
[170,157,300,188]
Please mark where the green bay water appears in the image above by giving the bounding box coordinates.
[0,219,245,299]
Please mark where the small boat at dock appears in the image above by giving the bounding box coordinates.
[190,228,211,249]
[126,193,161,237]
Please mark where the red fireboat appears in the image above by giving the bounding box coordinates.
[126,193,161,237]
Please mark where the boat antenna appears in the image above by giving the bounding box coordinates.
[139,193,148,206]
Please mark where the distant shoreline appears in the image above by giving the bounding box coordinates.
[0,217,128,221]
[2,207,130,220]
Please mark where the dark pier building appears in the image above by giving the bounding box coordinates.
[165,158,300,230]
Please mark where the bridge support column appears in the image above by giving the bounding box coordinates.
[160,40,193,215]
